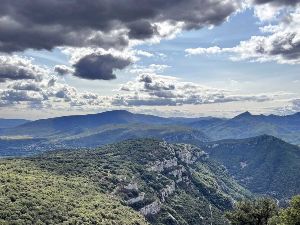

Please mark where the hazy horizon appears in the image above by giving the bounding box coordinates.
[1,108,299,121]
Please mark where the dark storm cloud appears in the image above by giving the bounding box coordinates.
[128,21,158,40]
[74,54,131,80]
[254,0,300,6]
[0,0,240,53]
[0,0,243,82]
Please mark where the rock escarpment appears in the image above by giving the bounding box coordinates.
[116,141,211,217]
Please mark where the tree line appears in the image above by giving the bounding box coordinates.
[226,195,300,225]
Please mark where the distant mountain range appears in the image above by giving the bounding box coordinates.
[191,111,300,145]
[1,110,300,140]
[0,110,299,156]
[0,110,173,137]
[0,118,30,128]
[0,123,209,157]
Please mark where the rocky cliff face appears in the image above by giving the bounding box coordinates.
[113,141,216,218]
[148,157,178,172]
[140,200,161,216]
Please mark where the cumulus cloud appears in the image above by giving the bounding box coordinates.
[1,77,107,109]
[8,81,42,92]
[0,0,297,84]
[186,46,222,55]
[185,8,300,64]
[54,65,74,76]
[275,98,300,114]
[0,55,46,82]
[0,56,107,109]
[115,73,273,107]
[253,3,284,21]
[0,59,291,113]
[291,99,300,111]
[0,89,44,104]
[134,50,154,58]
[128,21,158,40]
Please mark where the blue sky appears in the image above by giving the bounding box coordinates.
[0,1,299,119]
[134,9,299,91]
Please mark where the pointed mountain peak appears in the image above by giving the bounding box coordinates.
[234,111,252,119]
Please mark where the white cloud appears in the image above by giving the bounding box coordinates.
[0,55,47,82]
[186,46,222,55]
[114,72,276,107]
[134,50,154,58]
[276,98,300,114]
[0,56,107,109]
[185,8,300,65]
[54,65,74,76]
[254,3,283,21]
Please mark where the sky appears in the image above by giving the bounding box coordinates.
[0,0,299,119]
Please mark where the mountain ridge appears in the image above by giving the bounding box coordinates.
[200,135,300,202]
[0,118,31,128]
[1,110,299,157]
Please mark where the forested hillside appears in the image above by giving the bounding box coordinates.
[0,139,251,225]
[201,135,300,202]
[0,159,149,225]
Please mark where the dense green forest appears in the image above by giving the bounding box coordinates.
[0,159,149,225]
[0,138,299,224]
[201,135,300,201]
[0,139,251,225]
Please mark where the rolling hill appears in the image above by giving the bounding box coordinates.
[191,112,300,145]
[200,135,300,202]
[0,110,173,138]
[0,123,209,157]
[59,123,209,148]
